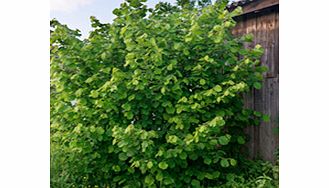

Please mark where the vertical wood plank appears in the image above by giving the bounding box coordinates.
[254,12,278,162]
[257,77,279,161]
[232,8,279,162]
[245,14,259,159]
[274,12,279,76]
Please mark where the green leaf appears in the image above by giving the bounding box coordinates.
[85,77,94,84]
[112,8,121,16]
[96,127,105,135]
[154,68,161,74]
[224,21,231,28]
[75,89,83,97]
[214,85,222,92]
[204,158,212,165]
[179,152,187,160]
[118,153,128,161]
[113,176,121,182]
[163,177,174,185]
[132,80,139,85]
[90,90,99,98]
[167,135,178,144]
[191,103,200,110]
[262,114,270,122]
[122,103,131,111]
[128,94,135,101]
[237,136,246,144]
[161,87,166,94]
[218,119,226,126]
[183,49,190,55]
[220,159,229,168]
[156,172,163,181]
[178,96,188,103]
[145,175,154,185]
[158,162,168,170]
[199,79,206,85]
[253,82,262,89]
[147,161,153,169]
[196,172,205,180]
[125,111,134,120]
[112,165,121,172]
[230,159,237,166]
[205,173,214,180]
[212,171,220,178]
[166,106,175,114]
[210,139,218,145]
[218,135,231,145]
[108,145,114,153]
[167,64,173,71]
[189,153,198,160]
[174,43,182,50]
[254,111,262,117]
[90,126,96,133]
[255,44,262,49]
[244,33,254,42]
[191,179,201,187]
[101,52,107,60]
[185,37,192,42]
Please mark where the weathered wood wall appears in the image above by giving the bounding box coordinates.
[231,2,279,162]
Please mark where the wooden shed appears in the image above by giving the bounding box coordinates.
[230,0,279,162]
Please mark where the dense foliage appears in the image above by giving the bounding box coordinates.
[50,0,272,187]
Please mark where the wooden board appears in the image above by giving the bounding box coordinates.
[232,9,279,162]
[229,0,279,16]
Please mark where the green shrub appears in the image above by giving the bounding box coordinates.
[220,158,279,188]
[50,0,269,187]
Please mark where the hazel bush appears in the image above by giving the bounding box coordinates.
[50,0,268,187]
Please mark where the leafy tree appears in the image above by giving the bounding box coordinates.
[50,0,268,187]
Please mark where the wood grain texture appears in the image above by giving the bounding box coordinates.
[232,7,279,162]
[243,0,278,15]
